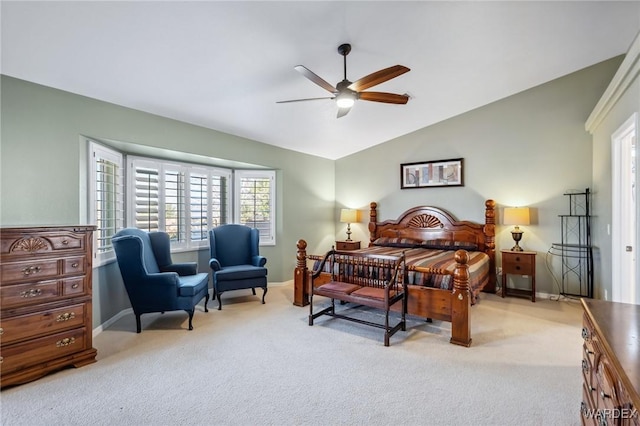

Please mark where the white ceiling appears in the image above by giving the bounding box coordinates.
[2,1,640,160]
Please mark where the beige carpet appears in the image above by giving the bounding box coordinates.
[1,282,583,426]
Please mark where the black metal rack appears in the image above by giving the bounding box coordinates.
[548,189,594,298]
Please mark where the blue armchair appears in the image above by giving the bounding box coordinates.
[208,224,268,310]
[112,228,210,333]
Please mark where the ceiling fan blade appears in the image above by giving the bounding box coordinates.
[337,106,352,118]
[348,65,410,92]
[359,92,409,104]
[294,65,337,93]
[276,97,334,104]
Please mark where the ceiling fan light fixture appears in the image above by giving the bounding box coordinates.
[336,92,355,108]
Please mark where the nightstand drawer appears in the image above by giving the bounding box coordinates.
[336,241,361,251]
[502,253,535,275]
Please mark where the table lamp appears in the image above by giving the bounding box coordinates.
[503,207,530,251]
[340,209,360,241]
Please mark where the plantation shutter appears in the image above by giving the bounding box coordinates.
[89,141,124,264]
[133,164,160,232]
[236,171,275,245]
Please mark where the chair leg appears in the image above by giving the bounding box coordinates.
[261,287,267,304]
[135,314,142,333]
[186,309,194,330]
[217,291,223,310]
[251,287,256,295]
[204,293,210,313]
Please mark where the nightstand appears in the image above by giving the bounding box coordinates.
[501,250,536,302]
[335,240,361,251]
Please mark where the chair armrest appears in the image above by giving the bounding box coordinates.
[161,262,197,276]
[252,255,267,267]
[145,272,180,287]
[209,258,222,271]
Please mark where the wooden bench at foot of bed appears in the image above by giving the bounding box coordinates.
[297,241,473,347]
[308,250,407,347]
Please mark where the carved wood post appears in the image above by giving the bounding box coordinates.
[368,202,378,246]
[483,199,497,293]
[450,249,471,347]
[294,239,309,306]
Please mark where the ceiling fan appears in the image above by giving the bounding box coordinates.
[277,43,410,118]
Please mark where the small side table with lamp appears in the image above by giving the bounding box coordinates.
[501,207,536,302]
[337,208,361,250]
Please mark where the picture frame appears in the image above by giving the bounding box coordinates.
[400,158,464,189]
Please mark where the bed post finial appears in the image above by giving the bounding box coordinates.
[294,239,309,306]
[368,202,378,246]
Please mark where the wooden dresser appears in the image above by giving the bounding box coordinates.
[0,225,97,388]
[581,299,640,425]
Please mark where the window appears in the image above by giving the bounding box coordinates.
[88,141,124,265]
[235,170,276,245]
[88,141,274,256]
[128,157,231,249]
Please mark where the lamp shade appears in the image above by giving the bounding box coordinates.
[340,209,360,223]
[503,207,530,226]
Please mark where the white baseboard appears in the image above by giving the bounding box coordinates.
[93,308,133,338]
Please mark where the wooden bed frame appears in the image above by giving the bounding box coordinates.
[294,199,496,347]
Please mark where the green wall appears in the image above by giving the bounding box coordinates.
[335,57,623,297]
[1,75,335,327]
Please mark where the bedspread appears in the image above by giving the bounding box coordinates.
[313,246,490,304]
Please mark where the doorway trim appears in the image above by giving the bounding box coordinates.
[611,112,638,304]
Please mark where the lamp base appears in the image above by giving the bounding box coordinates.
[510,230,524,252]
[345,223,352,241]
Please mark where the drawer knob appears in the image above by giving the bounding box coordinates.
[71,262,79,268]
[56,337,76,347]
[62,239,69,245]
[56,312,76,322]
[515,257,520,261]
[0,327,3,335]
[581,327,590,340]
[515,266,521,271]
[20,288,42,298]
[582,359,588,372]
[600,390,610,400]
[72,283,79,289]
[0,356,3,364]
[21,265,41,276]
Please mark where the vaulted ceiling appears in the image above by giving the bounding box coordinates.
[2,1,639,159]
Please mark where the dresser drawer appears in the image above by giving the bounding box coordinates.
[596,359,621,413]
[0,327,88,374]
[1,258,59,284]
[0,303,86,345]
[1,230,87,258]
[0,280,60,308]
[63,276,86,296]
[63,256,86,275]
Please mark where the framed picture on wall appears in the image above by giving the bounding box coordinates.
[400,158,464,189]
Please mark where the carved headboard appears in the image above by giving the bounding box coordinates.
[367,200,496,256]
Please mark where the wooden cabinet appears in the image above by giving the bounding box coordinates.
[501,250,536,302]
[580,299,640,425]
[335,240,361,251]
[0,226,97,388]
